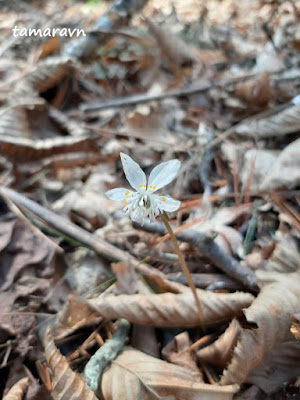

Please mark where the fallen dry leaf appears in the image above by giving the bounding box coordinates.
[232,104,300,138]
[291,313,300,340]
[245,341,300,394]
[0,213,57,291]
[89,290,254,327]
[52,295,101,340]
[162,331,203,379]
[3,377,29,400]
[101,346,239,400]
[220,271,300,387]
[197,318,242,368]
[260,137,300,190]
[43,328,98,400]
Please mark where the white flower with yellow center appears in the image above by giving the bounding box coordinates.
[106,153,181,224]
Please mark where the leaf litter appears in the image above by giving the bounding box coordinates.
[0,0,300,399]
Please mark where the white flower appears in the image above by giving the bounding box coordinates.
[106,153,181,224]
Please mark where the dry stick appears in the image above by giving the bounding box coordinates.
[79,73,268,112]
[136,220,258,291]
[0,187,176,292]
[161,212,204,326]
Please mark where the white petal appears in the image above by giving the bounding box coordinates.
[153,195,181,213]
[120,153,146,191]
[148,159,181,192]
[105,187,134,201]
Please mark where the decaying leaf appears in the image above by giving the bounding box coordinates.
[220,271,300,387]
[260,138,300,190]
[43,328,98,400]
[52,295,101,340]
[232,103,300,138]
[246,341,300,394]
[3,377,29,400]
[197,318,242,368]
[89,290,254,327]
[233,73,271,107]
[101,346,239,400]
[162,331,203,379]
[263,230,299,273]
[13,56,75,95]
[241,149,277,192]
[0,213,57,291]
[291,313,300,340]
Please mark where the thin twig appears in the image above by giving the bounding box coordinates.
[161,212,204,327]
[79,73,269,112]
[135,220,258,291]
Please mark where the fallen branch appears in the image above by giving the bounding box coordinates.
[135,220,258,291]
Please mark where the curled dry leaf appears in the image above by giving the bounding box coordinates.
[3,377,29,400]
[263,230,299,273]
[0,105,32,138]
[13,56,74,94]
[232,103,300,138]
[52,295,101,340]
[197,318,242,368]
[291,313,300,340]
[101,346,239,400]
[246,341,300,394]
[43,328,98,400]
[89,290,254,327]
[220,271,300,387]
[233,73,271,107]
[162,331,203,379]
[260,137,300,190]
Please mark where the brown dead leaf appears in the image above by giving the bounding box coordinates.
[197,318,242,369]
[233,104,300,138]
[0,213,57,291]
[233,73,271,107]
[246,341,300,394]
[89,290,254,327]
[291,313,300,340]
[3,377,29,400]
[44,328,98,400]
[13,56,74,94]
[101,346,239,400]
[220,271,300,387]
[144,18,197,76]
[260,138,300,190]
[162,331,203,379]
[52,295,101,341]
[263,230,299,273]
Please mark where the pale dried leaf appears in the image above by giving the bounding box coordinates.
[263,231,300,273]
[291,313,300,340]
[0,106,32,138]
[260,138,300,190]
[101,346,239,400]
[197,319,242,368]
[162,331,203,379]
[246,341,300,394]
[14,57,74,94]
[220,272,300,386]
[52,295,101,340]
[89,290,254,327]
[3,377,29,400]
[233,104,300,138]
[241,149,277,192]
[44,328,98,400]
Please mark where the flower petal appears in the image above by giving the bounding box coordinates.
[105,187,134,201]
[148,159,181,192]
[153,195,181,213]
[120,153,146,191]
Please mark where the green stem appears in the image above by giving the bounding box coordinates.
[161,212,204,325]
